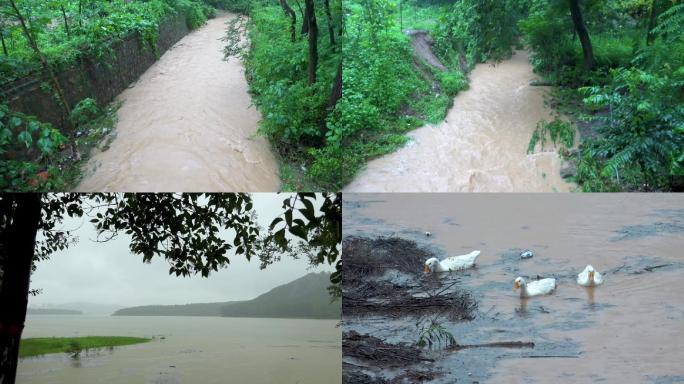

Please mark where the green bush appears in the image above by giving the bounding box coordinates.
[437,70,468,96]
[576,67,684,191]
[0,104,68,191]
[186,4,208,29]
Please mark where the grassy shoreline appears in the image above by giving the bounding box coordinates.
[20,336,151,358]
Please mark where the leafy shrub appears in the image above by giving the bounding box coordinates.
[437,70,468,96]
[186,4,208,30]
[69,98,100,127]
[576,67,684,191]
[527,119,575,154]
[0,104,67,191]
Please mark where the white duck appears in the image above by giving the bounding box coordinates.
[424,250,480,273]
[577,265,604,287]
[514,277,556,298]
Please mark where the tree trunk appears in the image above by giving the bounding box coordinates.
[324,0,335,47]
[279,0,297,42]
[0,27,7,56]
[305,0,318,84]
[61,6,70,38]
[568,0,596,70]
[301,1,310,35]
[0,194,42,384]
[328,61,342,109]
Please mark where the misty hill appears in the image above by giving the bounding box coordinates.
[113,301,232,316]
[113,272,339,319]
[27,308,82,315]
[30,302,124,316]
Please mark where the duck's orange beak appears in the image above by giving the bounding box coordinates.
[589,271,594,280]
[424,265,430,273]
[514,281,520,289]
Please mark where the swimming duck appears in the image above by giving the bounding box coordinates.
[514,277,556,298]
[424,250,480,273]
[577,265,604,287]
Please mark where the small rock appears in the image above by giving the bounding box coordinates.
[560,159,577,179]
[520,250,534,259]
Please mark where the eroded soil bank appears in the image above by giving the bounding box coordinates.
[342,194,684,383]
[77,13,280,192]
[345,51,573,192]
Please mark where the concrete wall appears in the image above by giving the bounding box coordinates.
[0,14,190,129]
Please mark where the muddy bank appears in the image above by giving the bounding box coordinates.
[343,194,684,383]
[76,13,280,192]
[345,51,574,192]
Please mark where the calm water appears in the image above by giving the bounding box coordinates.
[18,316,340,384]
[343,194,684,383]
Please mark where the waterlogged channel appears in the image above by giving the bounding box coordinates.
[18,315,340,384]
[345,51,573,192]
[342,194,684,383]
[77,13,279,192]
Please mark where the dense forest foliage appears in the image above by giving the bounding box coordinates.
[229,0,343,190]
[342,0,683,191]
[1,0,342,191]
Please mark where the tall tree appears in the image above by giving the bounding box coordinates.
[280,0,297,42]
[324,0,336,47]
[304,0,318,84]
[568,0,596,70]
[0,193,341,384]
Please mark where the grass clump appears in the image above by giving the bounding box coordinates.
[20,336,151,358]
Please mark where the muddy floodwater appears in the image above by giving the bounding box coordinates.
[343,194,684,383]
[77,13,280,192]
[18,315,340,384]
[345,51,573,192]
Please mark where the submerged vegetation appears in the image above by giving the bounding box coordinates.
[19,336,150,358]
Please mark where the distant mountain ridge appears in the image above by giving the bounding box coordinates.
[27,308,82,315]
[113,272,339,319]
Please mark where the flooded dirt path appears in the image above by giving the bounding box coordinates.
[343,194,684,383]
[77,13,280,192]
[345,51,573,192]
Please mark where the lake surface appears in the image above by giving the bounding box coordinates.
[343,194,684,383]
[18,316,340,384]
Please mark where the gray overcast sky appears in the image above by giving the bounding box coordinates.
[28,193,333,308]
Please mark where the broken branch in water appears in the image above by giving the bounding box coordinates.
[446,341,535,351]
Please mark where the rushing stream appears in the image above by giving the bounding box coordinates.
[343,194,684,383]
[345,51,573,192]
[77,13,280,192]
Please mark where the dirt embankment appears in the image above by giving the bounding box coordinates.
[405,30,447,72]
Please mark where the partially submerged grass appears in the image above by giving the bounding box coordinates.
[20,336,150,358]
